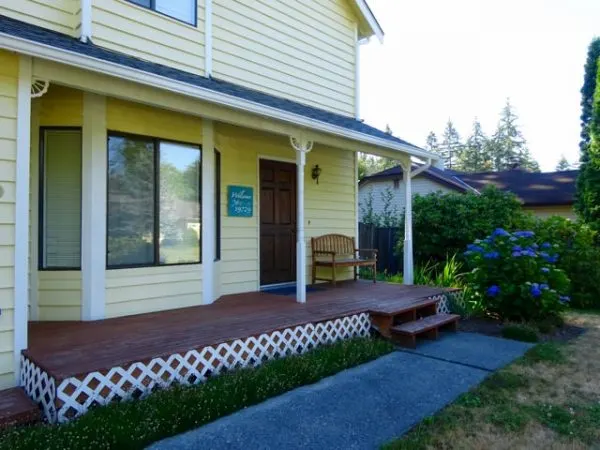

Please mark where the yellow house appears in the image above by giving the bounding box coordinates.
[0,0,441,422]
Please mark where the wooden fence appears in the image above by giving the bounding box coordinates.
[358,223,401,274]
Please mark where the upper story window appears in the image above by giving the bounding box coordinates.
[128,0,197,25]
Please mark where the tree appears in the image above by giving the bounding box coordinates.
[576,38,600,220]
[459,119,493,172]
[577,59,600,232]
[425,132,441,156]
[440,120,463,170]
[555,155,572,171]
[358,153,396,181]
[489,99,539,172]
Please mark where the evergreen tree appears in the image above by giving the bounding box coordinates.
[425,132,441,155]
[489,99,539,171]
[440,120,463,170]
[576,38,600,220]
[460,119,493,172]
[555,155,572,171]
[357,153,396,181]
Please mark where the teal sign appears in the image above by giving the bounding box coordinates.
[228,185,253,217]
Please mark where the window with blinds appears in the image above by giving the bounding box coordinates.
[41,129,82,269]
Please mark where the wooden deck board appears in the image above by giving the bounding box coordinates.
[0,388,40,429]
[26,281,452,380]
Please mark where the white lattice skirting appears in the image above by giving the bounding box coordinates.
[21,313,371,423]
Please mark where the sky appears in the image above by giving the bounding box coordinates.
[359,0,600,171]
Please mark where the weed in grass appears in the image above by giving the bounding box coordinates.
[502,323,539,342]
[521,342,566,365]
[455,392,483,408]
[487,405,530,432]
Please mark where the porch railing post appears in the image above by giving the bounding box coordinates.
[290,136,313,303]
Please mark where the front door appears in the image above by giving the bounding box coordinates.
[260,159,297,285]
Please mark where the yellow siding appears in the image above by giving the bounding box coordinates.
[104,98,203,317]
[0,0,78,36]
[212,0,357,116]
[92,0,206,75]
[38,272,81,320]
[38,85,83,126]
[524,205,577,221]
[216,123,355,295]
[0,49,18,389]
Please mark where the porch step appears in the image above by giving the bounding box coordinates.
[390,313,460,348]
[369,296,439,338]
[0,387,41,430]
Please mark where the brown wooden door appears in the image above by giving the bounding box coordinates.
[260,159,297,285]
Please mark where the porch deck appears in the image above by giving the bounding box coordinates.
[26,281,447,381]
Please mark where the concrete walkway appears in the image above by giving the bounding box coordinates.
[150,333,532,450]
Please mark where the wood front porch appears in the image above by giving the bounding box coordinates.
[19,281,458,424]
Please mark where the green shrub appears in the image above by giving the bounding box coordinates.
[464,228,570,322]
[528,217,600,309]
[398,187,527,267]
[502,324,539,342]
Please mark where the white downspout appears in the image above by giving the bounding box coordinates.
[403,158,433,285]
[205,0,213,77]
[80,0,92,43]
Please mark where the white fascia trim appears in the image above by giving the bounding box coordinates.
[353,0,384,43]
[0,33,439,161]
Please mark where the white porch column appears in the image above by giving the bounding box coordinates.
[202,119,216,304]
[290,136,313,303]
[402,161,414,285]
[14,56,32,382]
[81,92,106,320]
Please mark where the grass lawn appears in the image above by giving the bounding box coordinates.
[0,337,394,450]
[386,311,600,449]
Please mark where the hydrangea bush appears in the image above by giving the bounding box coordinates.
[464,228,571,322]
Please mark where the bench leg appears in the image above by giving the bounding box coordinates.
[354,265,358,281]
[373,263,377,283]
[332,264,337,287]
[312,263,317,286]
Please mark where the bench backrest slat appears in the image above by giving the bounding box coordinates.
[311,234,355,255]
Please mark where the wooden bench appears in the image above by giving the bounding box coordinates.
[311,234,377,286]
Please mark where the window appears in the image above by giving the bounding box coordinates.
[40,128,82,269]
[393,179,400,189]
[107,134,201,268]
[128,0,196,25]
[215,149,221,261]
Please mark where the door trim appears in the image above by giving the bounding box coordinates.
[257,156,297,287]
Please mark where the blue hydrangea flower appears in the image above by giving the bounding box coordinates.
[492,228,510,237]
[522,249,537,257]
[509,236,517,242]
[464,250,473,256]
[467,244,484,253]
[559,296,571,304]
[541,242,552,249]
[484,251,500,259]
[512,245,523,252]
[486,285,500,297]
[530,284,542,298]
[512,251,522,257]
[531,243,539,250]
[540,283,549,290]
[514,231,535,238]
[541,267,550,273]
[544,254,559,264]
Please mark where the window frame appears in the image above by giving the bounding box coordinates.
[106,131,203,270]
[38,126,83,271]
[126,0,198,27]
[215,149,221,262]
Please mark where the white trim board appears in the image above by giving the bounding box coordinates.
[0,33,438,163]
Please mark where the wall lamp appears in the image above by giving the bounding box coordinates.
[311,165,322,184]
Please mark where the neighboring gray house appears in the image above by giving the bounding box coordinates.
[359,166,578,222]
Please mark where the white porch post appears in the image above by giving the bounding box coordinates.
[402,161,414,285]
[202,120,216,304]
[14,56,32,382]
[290,136,313,303]
[81,92,106,320]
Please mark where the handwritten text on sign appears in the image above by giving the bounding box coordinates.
[227,185,253,217]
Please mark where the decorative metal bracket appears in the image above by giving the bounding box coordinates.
[31,79,50,98]
[289,136,313,153]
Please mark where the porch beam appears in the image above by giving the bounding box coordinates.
[14,55,32,382]
[202,120,216,304]
[290,136,313,303]
[81,93,107,320]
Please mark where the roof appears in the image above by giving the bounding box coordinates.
[359,165,472,192]
[0,14,416,152]
[361,166,578,206]
[458,169,578,206]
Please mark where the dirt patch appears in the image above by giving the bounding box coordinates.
[458,316,586,343]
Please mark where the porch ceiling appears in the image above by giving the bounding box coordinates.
[0,14,436,163]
